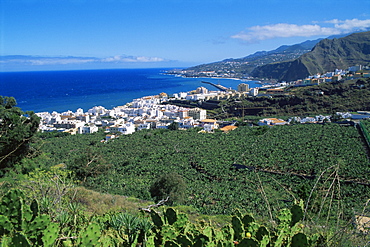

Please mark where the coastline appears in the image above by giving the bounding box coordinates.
[1,68,261,114]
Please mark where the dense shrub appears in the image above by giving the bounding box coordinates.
[149,172,186,205]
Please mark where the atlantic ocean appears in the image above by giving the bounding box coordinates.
[0,68,259,113]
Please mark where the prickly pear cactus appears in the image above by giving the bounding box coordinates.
[234,208,243,219]
[78,222,101,247]
[150,210,164,228]
[290,204,304,227]
[260,235,270,247]
[0,215,13,235]
[29,199,39,221]
[144,205,320,247]
[241,213,255,230]
[231,216,244,241]
[192,233,209,246]
[202,226,213,240]
[10,232,31,247]
[24,214,52,245]
[0,189,60,246]
[176,234,192,246]
[278,208,292,226]
[291,232,308,247]
[221,224,234,241]
[165,208,177,225]
[238,238,258,247]
[256,225,269,241]
[42,222,60,247]
[161,224,177,242]
[0,189,24,231]
[172,212,189,230]
[213,227,224,242]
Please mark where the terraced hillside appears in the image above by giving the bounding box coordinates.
[38,123,370,221]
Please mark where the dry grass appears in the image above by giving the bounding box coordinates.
[67,187,232,227]
[68,186,153,215]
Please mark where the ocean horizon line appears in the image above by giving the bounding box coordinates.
[0,67,186,74]
[1,68,260,113]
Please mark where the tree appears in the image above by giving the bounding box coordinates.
[69,148,111,183]
[168,122,179,130]
[149,172,186,205]
[0,96,40,173]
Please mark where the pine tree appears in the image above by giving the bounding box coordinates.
[0,96,40,173]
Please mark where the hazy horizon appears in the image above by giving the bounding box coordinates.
[1,0,370,72]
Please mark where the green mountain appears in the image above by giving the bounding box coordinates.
[251,31,370,81]
[183,39,322,77]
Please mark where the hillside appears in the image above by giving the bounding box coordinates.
[181,39,320,77]
[1,95,370,245]
[36,124,370,217]
[179,33,354,79]
[251,31,370,81]
[165,77,370,118]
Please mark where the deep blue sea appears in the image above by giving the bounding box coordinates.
[0,68,259,113]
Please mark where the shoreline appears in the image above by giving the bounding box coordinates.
[3,69,261,114]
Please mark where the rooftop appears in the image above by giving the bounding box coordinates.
[201,119,217,123]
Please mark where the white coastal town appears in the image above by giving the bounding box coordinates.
[36,64,370,139]
[36,86,231,138]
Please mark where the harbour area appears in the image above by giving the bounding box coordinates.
[35,83,254,135]
[35,64,370,136]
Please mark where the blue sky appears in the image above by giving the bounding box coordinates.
[1,0,370,71]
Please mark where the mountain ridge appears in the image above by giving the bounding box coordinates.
[182,31,368,80]
[251,31,370,81]
[184,38,321,76]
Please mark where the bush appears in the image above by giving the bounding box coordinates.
[149,172,186,205]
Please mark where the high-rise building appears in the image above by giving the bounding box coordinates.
[237,83,249,92]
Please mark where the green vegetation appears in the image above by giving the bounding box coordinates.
[1,96,370,246]
[150,172,186,205]
[164,78,370,118]
[181,31,370,82]
[0,188,329,246]
[252,31,370,81]
[203,77,370,118]
[0,96,40,173]
[180,38,318,78]
[360,119,370,145]
[33,124,370,221]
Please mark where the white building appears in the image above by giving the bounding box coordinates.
[196,87,209,94]
[200,119,219,132]
[188,108,207,120]
[300,117,316,124]
[76,108,84,115]
[186,94,205,101]
[178,110,189,119]
[119,123,136,135]
[258,118,287,126]
[349,65,362,72]
[250,88,259,96]
[315,115,331,123]
[88,106,108,115]
[78,124,99,134]
[138,123,151,130]
[179,92,188,98]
